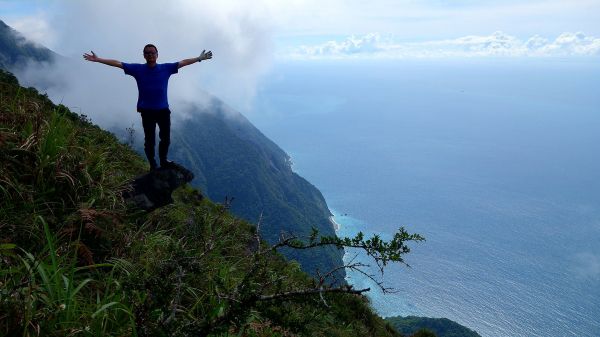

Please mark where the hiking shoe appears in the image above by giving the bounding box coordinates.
[160,160,177,169]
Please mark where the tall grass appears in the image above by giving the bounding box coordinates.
[1,70,142,336]
[1,216,136,336]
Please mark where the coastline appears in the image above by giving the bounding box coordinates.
[329,213,341,232]
[329,210,482,336]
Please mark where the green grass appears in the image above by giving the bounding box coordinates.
[14,217,135,336]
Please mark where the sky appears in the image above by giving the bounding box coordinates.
[3,0,600,58]
[1,0,598,126]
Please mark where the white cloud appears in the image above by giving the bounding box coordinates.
[298,33,383,57]
[525,35,550,50]
[6,13,57,48]
[540,32,600,56]
[285,31,600,59]
[8,0,275,131]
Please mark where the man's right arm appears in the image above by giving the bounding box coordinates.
[83,51,123,69]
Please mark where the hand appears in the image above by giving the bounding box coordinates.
[83,51,98,62]
[199,50,213,61]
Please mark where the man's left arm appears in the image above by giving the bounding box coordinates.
[178,50,213,69]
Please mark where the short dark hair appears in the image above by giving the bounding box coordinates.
[143,44,158,53]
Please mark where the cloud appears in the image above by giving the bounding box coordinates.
[285,31,600,59]
[540,32,600,56]
[14,58,142,130]
[9,0,274,131]
[5,13,57,49]
[298,33,383,57]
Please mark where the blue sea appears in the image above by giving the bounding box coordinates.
[247,58,600,337]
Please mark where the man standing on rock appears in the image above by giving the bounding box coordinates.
[84,44,213,170]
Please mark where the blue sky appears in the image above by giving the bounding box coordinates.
[267,0,600,38]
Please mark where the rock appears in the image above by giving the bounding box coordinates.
[123,162,195,211]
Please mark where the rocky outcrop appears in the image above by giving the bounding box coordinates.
[123,163,196,211]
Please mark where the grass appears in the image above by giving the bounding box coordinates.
[0,70,144,336]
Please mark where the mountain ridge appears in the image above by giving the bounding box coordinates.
[0,20,57,69]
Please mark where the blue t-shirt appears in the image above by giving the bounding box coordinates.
[123,62,178,110]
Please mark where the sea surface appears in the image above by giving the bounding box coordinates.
[247,58,600,337]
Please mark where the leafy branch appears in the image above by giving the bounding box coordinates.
[273,226,425,273]
[231,225,422,314]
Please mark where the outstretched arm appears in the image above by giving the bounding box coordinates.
[178,50,213,69]
[83,51,123,69]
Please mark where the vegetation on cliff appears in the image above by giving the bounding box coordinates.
[168,103,345,281]
[386,316,481,337]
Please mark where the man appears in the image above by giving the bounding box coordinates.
[83,44,213,170]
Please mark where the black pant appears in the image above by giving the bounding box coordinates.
[140,108,171,167]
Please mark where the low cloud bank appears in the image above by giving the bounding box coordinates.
[287,31,600,59]
[9,0,274,131]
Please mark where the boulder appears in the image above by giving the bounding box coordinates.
[123,163,195,211]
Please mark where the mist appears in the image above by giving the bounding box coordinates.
[12,0,275,132]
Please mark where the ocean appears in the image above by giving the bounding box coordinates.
[247,58,600,337]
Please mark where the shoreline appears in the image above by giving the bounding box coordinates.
[329,213,341,232]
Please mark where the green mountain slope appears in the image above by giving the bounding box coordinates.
[0,20,56,70]
[386,316,481,337]
[169,102,344,280]
[0,69,403,336]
